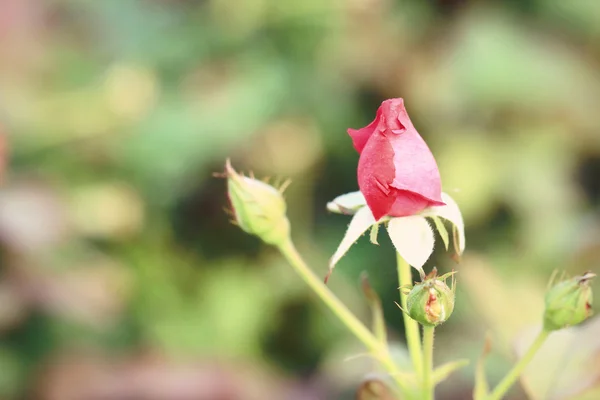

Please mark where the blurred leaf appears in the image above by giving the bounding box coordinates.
[536,0,600,40]
[460,255,545,348]
[121,60,288,204]
[69,182,145,240]
[433,358,469,385]
[361,273,387,348]
[571,386,600,400]
[0,346,23,397]
[410,7,600,120]
[474,335,492,400]
[516,317,600,400]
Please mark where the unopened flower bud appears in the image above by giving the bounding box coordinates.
[407,270,455,327]
[543,271,595,331]
[224,159,290,246]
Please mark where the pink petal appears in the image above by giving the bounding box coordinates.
[388,129,444,209]
[388,190,436,217]
[347,106,382,154]
[380,98,411,132]
[353,98,445,220]
[356,131,396,221]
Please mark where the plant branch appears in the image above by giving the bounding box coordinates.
[278,239,410,394]
[422,326,435,400]
[487,329,550,400]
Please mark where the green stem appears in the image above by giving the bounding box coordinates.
[397,253,424,375]
[422,326,435,400]
[278,239,409,393]
[487,330,550,400]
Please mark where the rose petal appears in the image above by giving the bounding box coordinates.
[381,98,411,132]
[388,128,444,207]
[387,216,435,273]
[388,190,440,217]
[347,107,382,154]
[356,132,396,221]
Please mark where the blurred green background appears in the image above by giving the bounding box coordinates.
[1,0,600,399]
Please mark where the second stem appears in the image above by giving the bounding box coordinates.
[487,329,549,400]
[396,253,424,375]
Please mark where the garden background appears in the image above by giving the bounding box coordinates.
[1,0,600,399]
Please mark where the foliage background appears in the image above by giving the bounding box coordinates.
[1,0,600,399]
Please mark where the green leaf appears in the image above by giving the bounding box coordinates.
[433,359,469,385]
[370,223,380,245]
[361,273,387,348]
[421,192,465,255]
[430,216,449,250]
[474,334,492,400]
[452,224,461,262]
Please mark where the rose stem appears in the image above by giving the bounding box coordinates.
[396,252,424,376]
[422,326,435,400]
[487,329,550,400]
[277,239,410,394]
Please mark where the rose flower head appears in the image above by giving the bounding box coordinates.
[348,98,445,221]
[326,99,465,280]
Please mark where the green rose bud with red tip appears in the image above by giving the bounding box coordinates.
[407,269,456,327]
[544,271,595,331]
[224,159,290,246]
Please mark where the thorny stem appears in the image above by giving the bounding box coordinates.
[487,329,550,400]
[397,253,424,376]
[278,239,410,394]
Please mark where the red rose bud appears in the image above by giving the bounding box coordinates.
[348,98,444,221]
[224,159,290,246]
[407,270,455,327]
[543,271,595,331]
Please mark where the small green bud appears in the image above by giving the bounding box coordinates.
[407,269,455,327]
[543,271,595,331]
[224,159,290,246]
